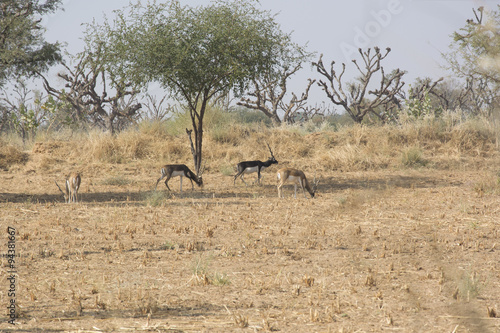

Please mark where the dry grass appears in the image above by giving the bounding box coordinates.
[1,118,500,332]
[3,116,495,174]
[0,141,28,170]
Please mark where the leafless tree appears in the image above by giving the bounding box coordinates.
[465,77,499,116]
[38,48,141,134]
[411,77,477,114]
[279,79,322,123]
[237,63,316,124]
[313,47,405,123]
[435,78,472,112]
[444,7,500,116]
[141,93,173,122]
[404,77,497,116]
[405,77,444,101]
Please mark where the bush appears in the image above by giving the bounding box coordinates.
[401,146,427,167]
[143,191,170,207]
[0,143,28,170]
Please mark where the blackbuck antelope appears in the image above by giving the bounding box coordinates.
[277,168,318,199]
[234,143,278,186]
[154,164,203,193]
[55,172,81,203]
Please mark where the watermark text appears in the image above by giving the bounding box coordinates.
[6,227,17,325]
[340,0,404,60]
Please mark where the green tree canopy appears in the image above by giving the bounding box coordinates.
[449,6,500,84]
[86,0,306,173]
[0,0,63,88]
[444,6,500,114]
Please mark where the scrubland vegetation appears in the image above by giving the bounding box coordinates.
[1,114,500,332]
[1,1,499,331]
[3,109,499,175]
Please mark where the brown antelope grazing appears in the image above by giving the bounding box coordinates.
[276,168,318,199]
[154,164,203,193]
[55,172,81,203]
[234,143,278,186]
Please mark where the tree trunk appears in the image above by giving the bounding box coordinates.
[194,100,206,176]
[195,118,203,175]
[186,128,196,168]
[188,99,206,177]
[271,113,282,126]
[105,114,115,135]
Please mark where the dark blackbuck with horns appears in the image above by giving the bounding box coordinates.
[234,143,278,186]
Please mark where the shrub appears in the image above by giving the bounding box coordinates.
[143,191,169,207]
[0,143,28,170]
[401,146,427,167]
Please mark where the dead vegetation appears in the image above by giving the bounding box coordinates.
[1,118,500,332]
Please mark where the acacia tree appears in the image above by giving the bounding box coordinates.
[0,0,62,88]
[87,0,294,175]
[313,47,405,124]
[444,6,500,115]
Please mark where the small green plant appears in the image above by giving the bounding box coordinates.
[220,164,235,176]
[160,241,176,250]
[337,196,347,206]
[473,171,500,195]
[469,221,479,229]
[190,254,229,286]
[401,147,427,167]
[252,192,263,199]
[192,254,212,276]
[10,105,40,141]
[143,191,169,207]
[404,85,442,120]
[212,272,231,286]
[210,125,240,144]
[458,271,482,301]
[102,175,132,186]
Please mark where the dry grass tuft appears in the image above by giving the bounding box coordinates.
[0,143,28,170]
[4,116,496,175]
[85,130,152,163]
[232,313,249,328]
[303,275,315,287]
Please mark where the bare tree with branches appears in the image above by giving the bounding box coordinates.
[313,47,405,123]
[434,78,472,112]
[444,7,500,116]
[237,63,316,124]
[141,93,173,122]
[289,102,333,123]
[404,76,497,116]
[38,48,141,134]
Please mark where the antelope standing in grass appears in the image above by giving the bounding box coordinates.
[234,143,278,186]
[55,172,81,203]
[277,168,318,199]
[154,164,203,193]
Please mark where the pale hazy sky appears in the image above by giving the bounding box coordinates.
[42,0,495,105]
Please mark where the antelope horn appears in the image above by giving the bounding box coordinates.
[266,142,275,158]
[313,173,320,192]
[55,181,65,195]
[199,162,206,177]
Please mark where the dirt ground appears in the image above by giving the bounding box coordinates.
[1,152,500,332]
